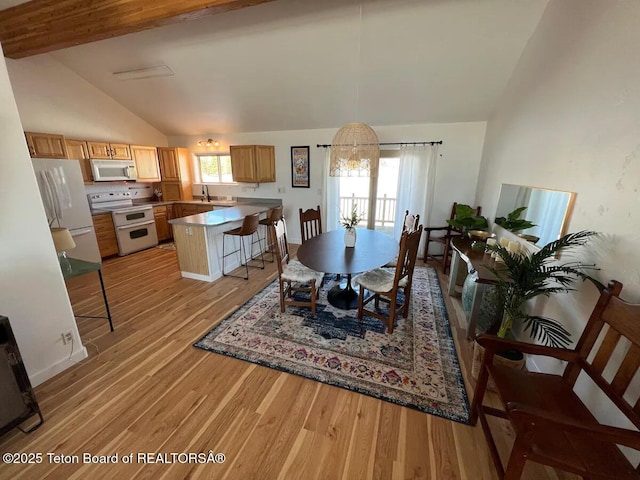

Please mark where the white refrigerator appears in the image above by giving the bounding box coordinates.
[31,158,102,264]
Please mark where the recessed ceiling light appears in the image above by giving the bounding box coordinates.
[112,65,173,81]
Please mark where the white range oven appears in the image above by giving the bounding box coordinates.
[88,192,158,256]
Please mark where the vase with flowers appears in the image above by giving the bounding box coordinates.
[341,205,364,247]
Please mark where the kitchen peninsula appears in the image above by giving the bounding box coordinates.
[169,204,275,282]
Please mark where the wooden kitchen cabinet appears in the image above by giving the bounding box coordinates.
[230,145,275,183]
[65,139,93,183]
[153,205,172,242]
[25,132,67,158]
[131,145,161,182]
[176,204,199,217]
[92,213,119,258]
[87,141,131,160]
[197,205,214,213]
[158,147,193,201]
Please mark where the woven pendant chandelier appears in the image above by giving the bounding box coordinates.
[329,122,379,177]
[329,4,379,177]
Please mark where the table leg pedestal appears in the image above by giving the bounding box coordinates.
[327,274,361,310]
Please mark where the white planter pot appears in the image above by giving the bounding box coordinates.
[344,227,357,247]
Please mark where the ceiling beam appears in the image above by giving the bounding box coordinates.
[0,0,277,59]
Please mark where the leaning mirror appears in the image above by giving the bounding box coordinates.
[494,184,576,247]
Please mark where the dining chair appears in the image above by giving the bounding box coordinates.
[423,202,481,273]
[221,213,265,280]
[271,218,324,315]
[354,226,423,333]
[258,205,283,262]
[470,280,640,480]
[384,210,420,267]
[299,205,322,243]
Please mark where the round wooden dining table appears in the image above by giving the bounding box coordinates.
[297,229,399,310]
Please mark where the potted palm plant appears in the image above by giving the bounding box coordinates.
[486,230,603,346]
[471,230,604,382]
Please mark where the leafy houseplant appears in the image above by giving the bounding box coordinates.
[447,204,489,234]
[341,205,364,247]
[484,231,604,348]
[341,204,364,229]
[495,206,536,233]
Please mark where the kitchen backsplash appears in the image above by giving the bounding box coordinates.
[84,182,154,199]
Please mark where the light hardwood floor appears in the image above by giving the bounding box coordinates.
[0,246,577,479]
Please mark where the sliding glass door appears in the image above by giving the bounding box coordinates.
[337,151,400,234]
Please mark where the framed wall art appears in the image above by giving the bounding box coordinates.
[291,146,310,188]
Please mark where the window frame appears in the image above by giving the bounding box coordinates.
[195,152,236,185]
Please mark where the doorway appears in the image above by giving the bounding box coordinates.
[337,151,400,234]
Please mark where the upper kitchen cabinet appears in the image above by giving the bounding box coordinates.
[230,145,275,183]
[65,138,93,183]
[158,147,193,201]
[131,145,161,182]
[25,132,67,158]
[87,141,131,160]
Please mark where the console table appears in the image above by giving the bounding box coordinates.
[448,237,503,339]
[62,257,114,332]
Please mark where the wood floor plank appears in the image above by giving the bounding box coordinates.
[341,395,381,480]
[0,250,570,480]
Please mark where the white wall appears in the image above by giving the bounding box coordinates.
[1,53,169,386]
[6,55,168,146]
[0,46,87,386]
[475,0,640,433]
[171,121,487,245]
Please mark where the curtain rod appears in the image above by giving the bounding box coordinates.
[316,141,443,148]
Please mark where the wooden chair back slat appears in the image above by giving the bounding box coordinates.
[612,343,640,397]
[299,205,322,243]
[574,288,640,430]
[602,298,640,348]
[563,281,624,386]
[591,328,622,375]
[395,227,422,283]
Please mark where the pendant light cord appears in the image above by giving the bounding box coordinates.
[355,3,362,122]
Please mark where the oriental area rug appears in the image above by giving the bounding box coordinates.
[194,266,470,423]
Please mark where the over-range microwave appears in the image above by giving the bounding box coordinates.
[90,159,137,182]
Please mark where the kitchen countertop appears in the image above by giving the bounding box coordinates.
[168,204,273,227]
[133,199,238,207]
[91,199,237,215]
[91,197,281,216]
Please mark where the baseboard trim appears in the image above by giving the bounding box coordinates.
[181,271,216,282]
[29,346,88,387]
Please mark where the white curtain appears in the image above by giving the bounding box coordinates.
[394,144,439,252]
[323,148,341,231]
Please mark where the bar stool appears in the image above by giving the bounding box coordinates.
[222,213,265,280]
[258,205,283,262]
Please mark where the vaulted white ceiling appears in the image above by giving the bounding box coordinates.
[0,0,549,136]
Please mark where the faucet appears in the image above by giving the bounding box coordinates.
[201,186,206,202]
[204,184,212,203]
